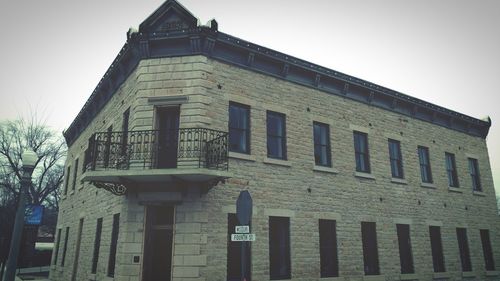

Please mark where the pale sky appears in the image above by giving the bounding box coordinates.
[0,0,499,195]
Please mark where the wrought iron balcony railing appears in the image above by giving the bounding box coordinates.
[84,128,228,171]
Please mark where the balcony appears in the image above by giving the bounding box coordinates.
[81,128,230,195]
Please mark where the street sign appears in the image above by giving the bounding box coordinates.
[231,234,256,242]
[24,204,44,225]
[235,225,250,233]
[236,190,252,225]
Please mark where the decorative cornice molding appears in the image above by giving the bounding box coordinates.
[63,1,491,145]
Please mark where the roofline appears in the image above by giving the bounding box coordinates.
[63,23,491,146]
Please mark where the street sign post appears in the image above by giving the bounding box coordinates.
[235,191,253,281]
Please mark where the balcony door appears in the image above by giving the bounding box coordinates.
[142,206,174,281]
[155,106,180,168]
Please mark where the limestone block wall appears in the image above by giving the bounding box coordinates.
[50,55,499,281]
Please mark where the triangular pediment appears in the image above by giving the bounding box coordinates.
[139,0,198,33]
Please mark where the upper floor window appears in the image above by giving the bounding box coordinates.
[353,131,370,173]
[63,166,71,195]
[388,139,404,178]
[313,122,331,167]
[229,102,250,154]
[72,158,79,191]
[445,153,459,187]
[267,111,287,160]
[468,158,481,191]
[418,146,432,183]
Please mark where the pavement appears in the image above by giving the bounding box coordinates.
[13,266,50,281]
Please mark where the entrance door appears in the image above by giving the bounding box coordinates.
[142,206,175,281]
[155,107,180,168]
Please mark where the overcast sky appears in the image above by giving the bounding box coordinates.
[0,0,498,195]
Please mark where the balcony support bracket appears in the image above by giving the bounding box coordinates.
[91,177,135,196]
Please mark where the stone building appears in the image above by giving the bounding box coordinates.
[50,1,499,280]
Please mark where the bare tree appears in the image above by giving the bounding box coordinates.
[0,116,66,269]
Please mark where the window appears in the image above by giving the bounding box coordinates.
[227,214,251,281]
[269,216,290,280]
[64,166,71,195]
[319,219,338,277]
[468,158,481,191]
[229,102,250,154]
[418,146,432,183]
[480,229,495,271]
[72,159,79,191]
[396,224,414,274]
[121,108,130,155]
[61,227,69,266]
[354,131,370,173]
[91,218,103,274]
[314,122,332,167]
[53,228,62,265]
[456,228,472,272]
[104,125,113,168]
[108,213,120,277]
[361,222,379,275]
[429,226,445,272]
[267,111,287,160]
[445,153,459,187]
[388,139,404,178]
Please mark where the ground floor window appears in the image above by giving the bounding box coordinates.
[361,222,380,275]
[396,224,414,274]
[480,229,495,271]
[227,214,251,281]
[319,219,339,277]
[269,216,291,280]
[429,226,446,272]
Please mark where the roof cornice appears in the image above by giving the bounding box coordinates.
[63,2,491,145]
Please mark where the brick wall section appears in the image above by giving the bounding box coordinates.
[50,55,500,281]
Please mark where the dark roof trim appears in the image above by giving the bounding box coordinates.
[63,0,491,145]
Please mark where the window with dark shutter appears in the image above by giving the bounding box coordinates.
[72,159,79,191]
[361,222,379,275]
[227,214,251,281]
[319,219,338,277]
[61,227,69,266]
[91,218,103,274]
[456,228,472,272]
[53,228,62,265]
[480,229,495,271]
[269,216,291,280]
[429,226,445,272]
[64,166,71,195]
[396,224,414,274]
[108,213,120,277]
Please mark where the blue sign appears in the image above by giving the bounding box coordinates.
[25,205,44,225]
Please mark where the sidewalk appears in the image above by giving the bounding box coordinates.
[14,266,50,281]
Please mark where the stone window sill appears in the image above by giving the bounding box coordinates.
[421,182,436,189]
[263,157,291,167]
[433,272,450,279]
[462,271,476,278]
[313,165,339,174]
[229,152,256,162]
[473,190,486,197]
[316,277,345,281]
[391,178,408,185]
[448,187,462,193]
[400,273,419,280]
[354,171,376,180]
[69,190,75,195]
[486,271,500,276]
[363,275,385,281]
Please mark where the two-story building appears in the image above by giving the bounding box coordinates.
[50,1,499,280]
